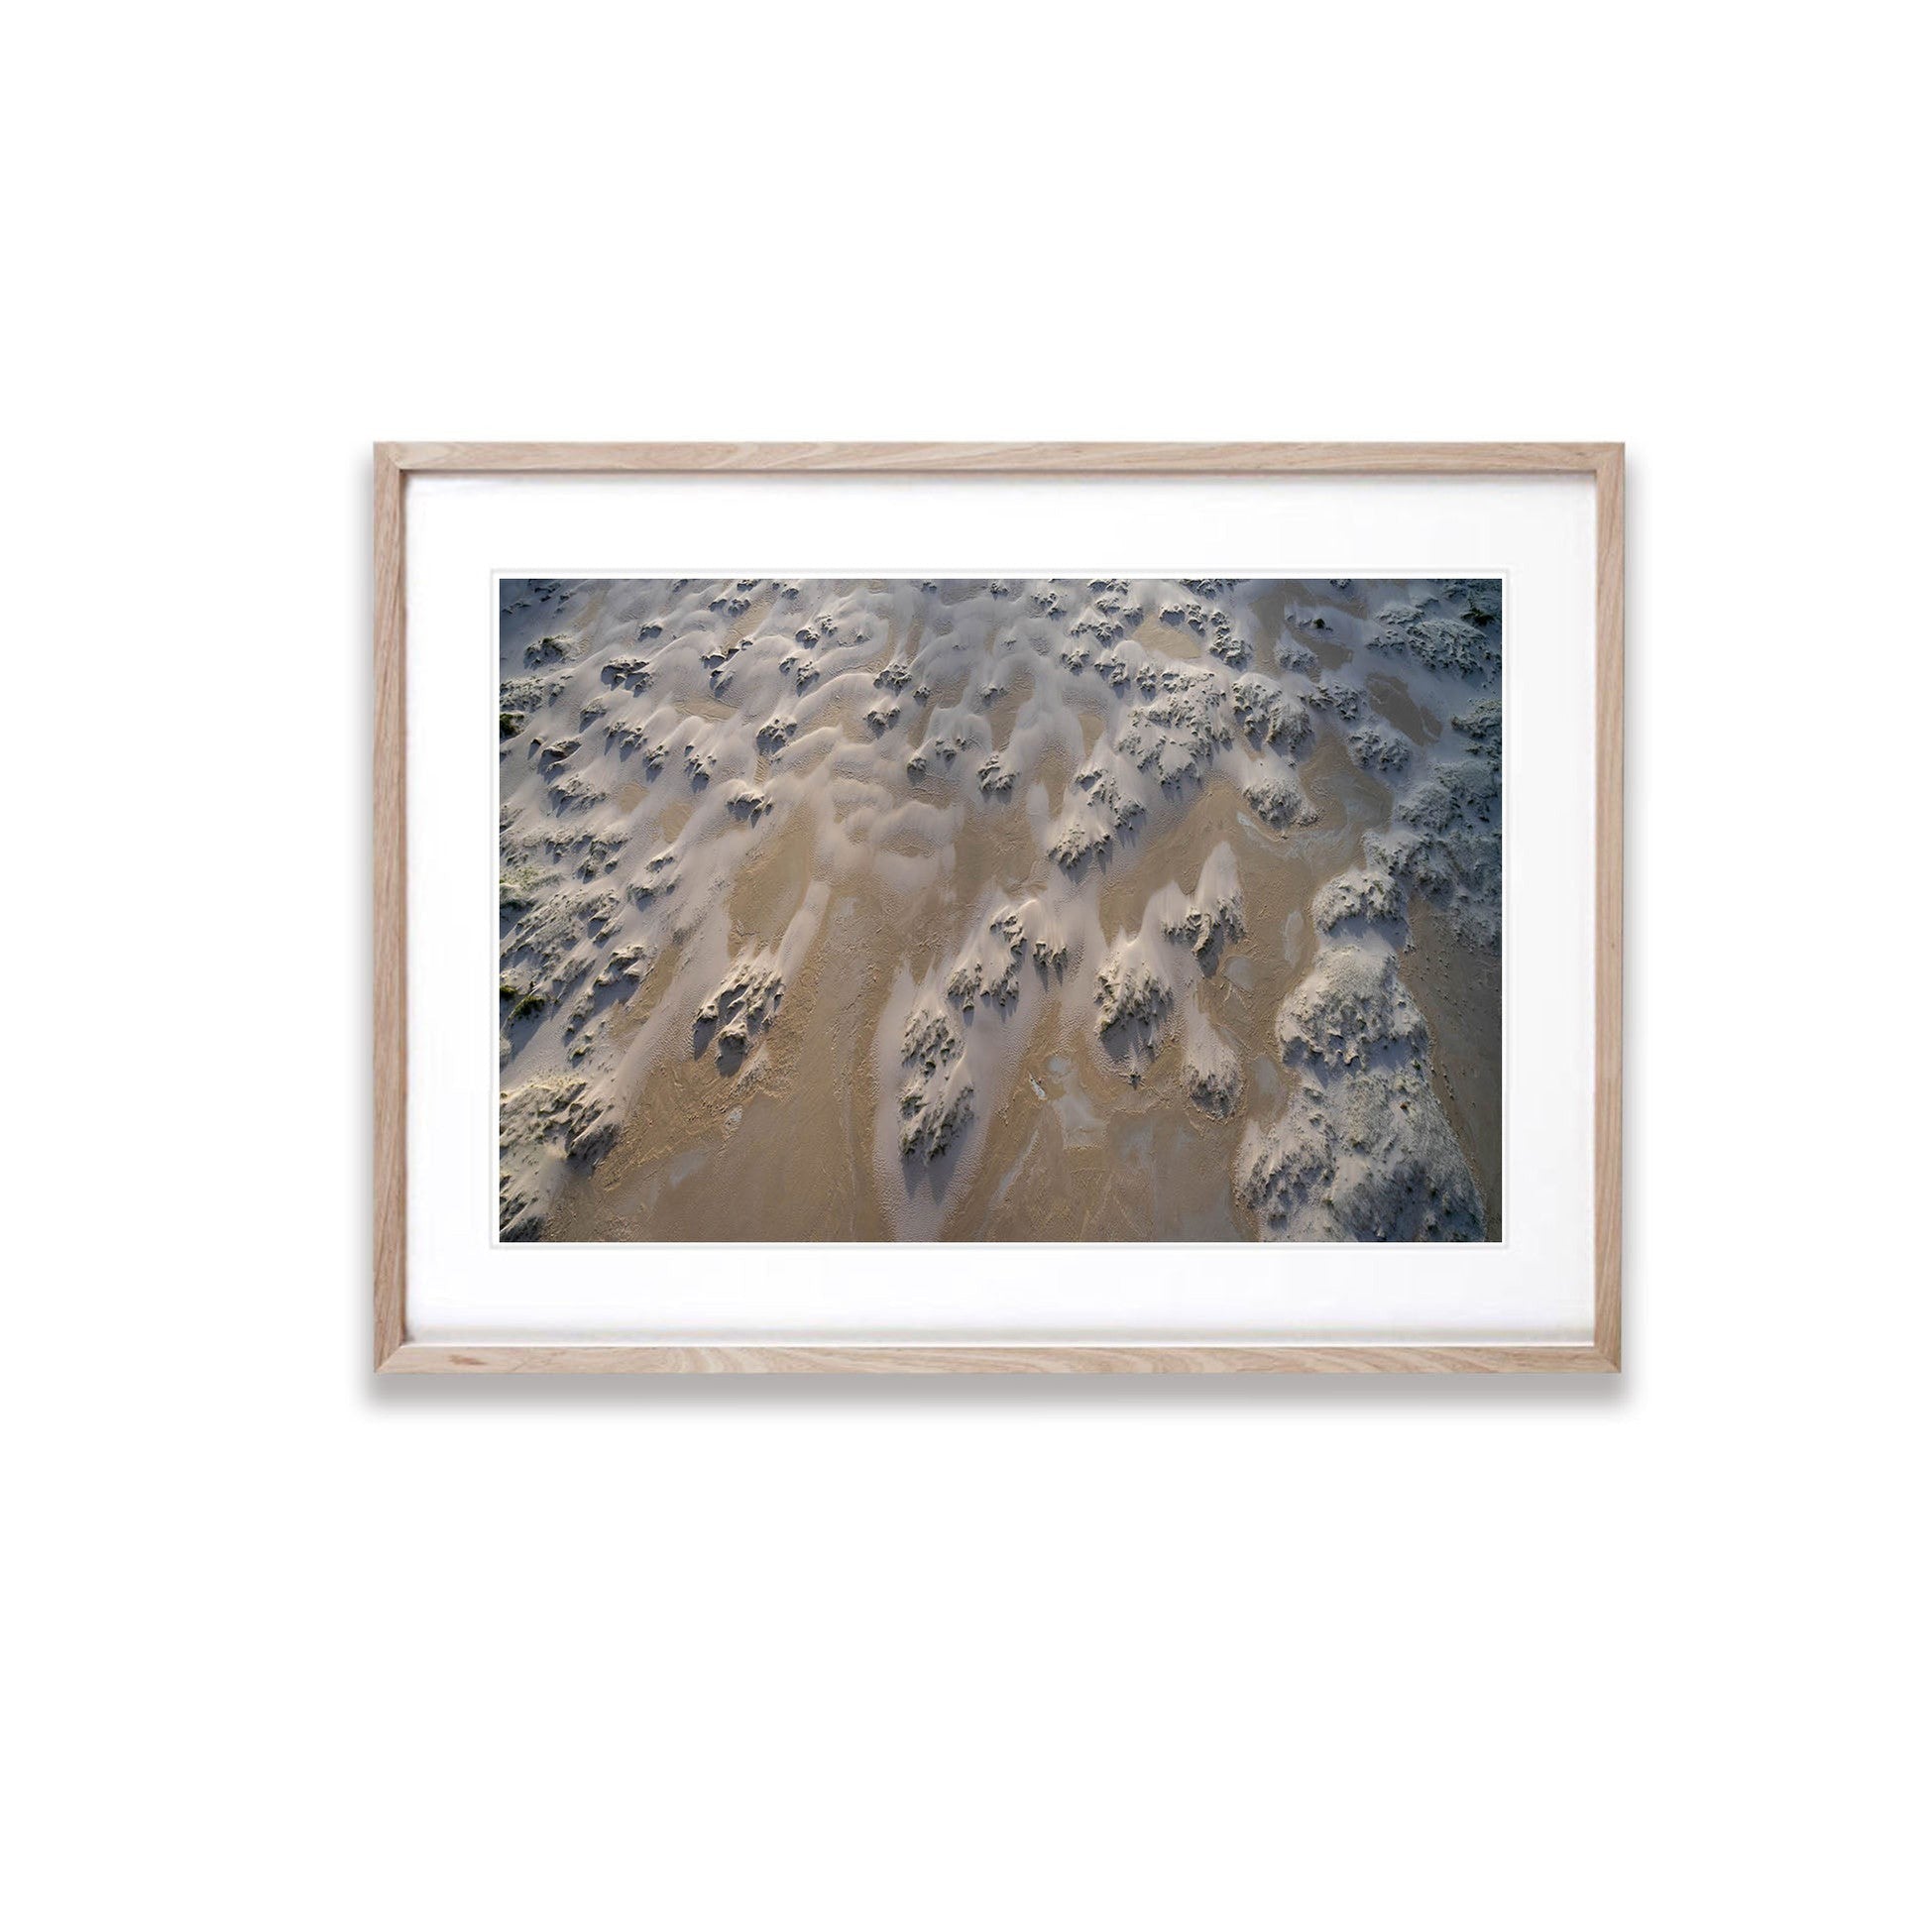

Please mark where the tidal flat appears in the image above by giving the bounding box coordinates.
[498,577,1503,1242]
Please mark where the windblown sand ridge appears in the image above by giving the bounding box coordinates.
[497,577,1503,1241]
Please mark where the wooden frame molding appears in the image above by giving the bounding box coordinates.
[375,442,1624,1374]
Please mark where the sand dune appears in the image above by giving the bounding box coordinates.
[498,577,1502,1242]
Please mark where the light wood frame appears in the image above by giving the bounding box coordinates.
[376,442,1623,1374]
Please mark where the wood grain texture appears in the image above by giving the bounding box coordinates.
[381,1343,1619,1375]
[373,446,406,1368]
[386,440,1617,477]
[373,442,1625,1374]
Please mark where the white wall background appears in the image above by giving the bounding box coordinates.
[7,6,1924,1928]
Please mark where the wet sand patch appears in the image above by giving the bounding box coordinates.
[729,807,817,946]
[1366,671,1442,746]
[985,663,1035,749]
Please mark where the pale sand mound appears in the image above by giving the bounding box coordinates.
[1237,940,1485,1242]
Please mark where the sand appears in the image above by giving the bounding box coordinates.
[498,577,1503,1242]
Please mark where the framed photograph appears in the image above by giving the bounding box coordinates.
[376,442,1623,1372]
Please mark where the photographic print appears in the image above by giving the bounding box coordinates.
[498,576,1502,1244]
